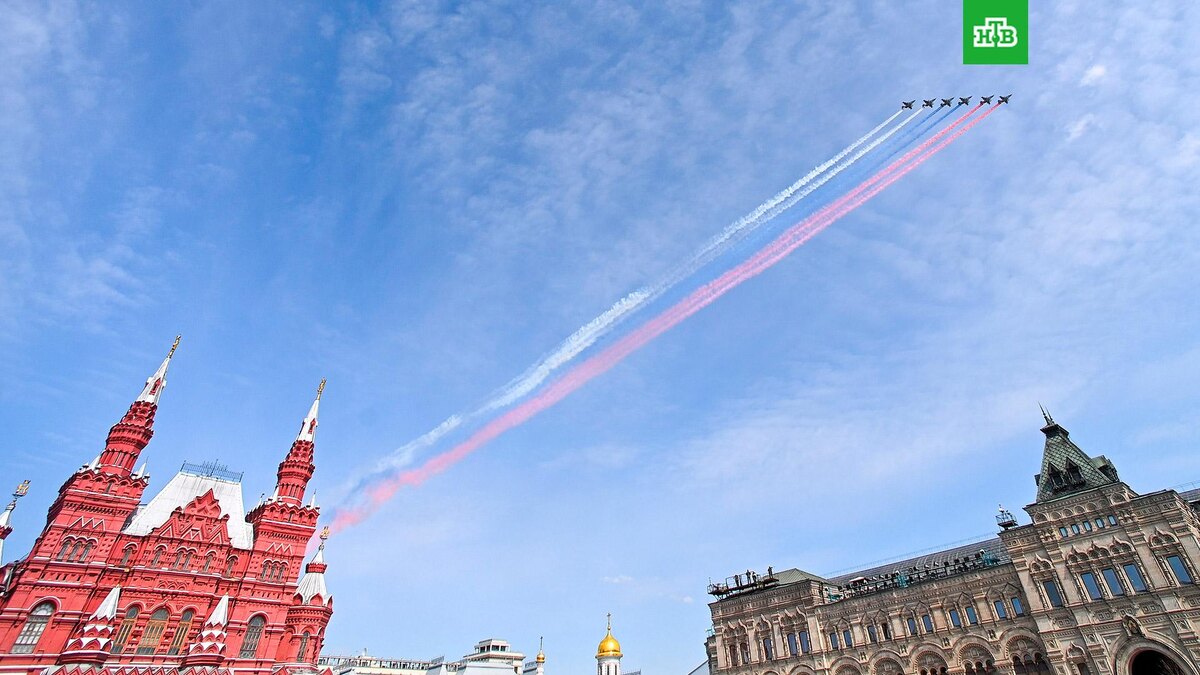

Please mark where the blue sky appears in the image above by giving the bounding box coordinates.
[3,1,1200,673]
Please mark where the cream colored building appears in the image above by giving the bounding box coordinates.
[706,413,1200,675]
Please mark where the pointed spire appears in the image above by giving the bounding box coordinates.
[307,491,318,509]
[184,595,230,667]
[0,481,30,566]
[296,378,325,442]
[136,335,181,404]
[536,636,546,665]
[1034,413,1122,503]
[98,336,180,476]
[84,454,100,471]
[1039,402,1053,426]
[93,586,122,620]
[296,527,331,605]
[132,462,147,479]
[205,595,230,627]
[58,586,122,665]
[274,380,323,505]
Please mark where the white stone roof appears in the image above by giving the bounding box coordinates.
[122,468,254,549]
[295,545,331,605]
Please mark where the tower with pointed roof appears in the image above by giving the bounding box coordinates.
[596,615,622,675]
[1032,408,1121,503]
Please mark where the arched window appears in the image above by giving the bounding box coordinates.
[201,552,215,573]
[151,547,165,567]
[120,546,136,567]
[167,610,196,655]
[239,615,266,658]
[12,602,55,654]
[113,606,140,653]
[262,561,271,579]
[136,608,171,654]
[56,538,73,560]
[175,549,187,569]
[297,632,311,661]
[75,541,94,562]
[225,556,238,576]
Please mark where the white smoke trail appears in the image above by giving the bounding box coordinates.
[482,109,908,407]
[358,108,910,482]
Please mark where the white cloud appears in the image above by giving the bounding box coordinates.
[1066,114,1095,141]
[1080,64,1107,86]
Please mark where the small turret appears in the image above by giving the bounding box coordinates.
[274,380,323,506]
[182,595,230,668]
[97,336,180,477]
[58,586,122,665]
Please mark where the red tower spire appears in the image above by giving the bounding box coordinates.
[275,379,324,506]
[97,336,180,477]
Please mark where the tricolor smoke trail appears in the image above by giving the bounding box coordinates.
[331,103,1000,532]
[351,108,910,483]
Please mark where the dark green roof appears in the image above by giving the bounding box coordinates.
[1034,416,1120,503]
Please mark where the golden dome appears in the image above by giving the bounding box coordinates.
[596,615,622,658]
[536,652,546,664]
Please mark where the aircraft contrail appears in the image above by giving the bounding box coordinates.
[345,108,910,490]
[329,104,999,533]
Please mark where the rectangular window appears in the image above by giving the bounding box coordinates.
[1102,568,1126,596]
[1123,564,1148,592]
[907,617,918,636]
[966,605,979,625]
[1096,518,1105,529]
[881,622,891,640]
[787,633,798,657]
[799,631,811,654]
[922,614,934,633]
[1108,515,1118,526]
[1081,572,1104,600]
[740,643,751,665]
[994,599,1008,619]
[829,632,840,650]
[1059,527,1069,538]
[949,609,962,628]
[1083,520,1092,532]
[1011,597,1025,616]
[1071,524,1081,535]
[1043,580,1065,607]
[868,625,878,643]
[1166,555,1193,584]
[763,638,775,661]
[843,630,854,648]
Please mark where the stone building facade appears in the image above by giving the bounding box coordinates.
[0,339,335,675]
[706,413,1200,675]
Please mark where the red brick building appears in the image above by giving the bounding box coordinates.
[0,339,335,675]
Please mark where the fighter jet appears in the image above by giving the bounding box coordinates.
[958,96,972,106]
[998,94,1012,104]
[901,100,916,109]
[980,95,994,104]
[940,98,953,108]
[922,99,935,108]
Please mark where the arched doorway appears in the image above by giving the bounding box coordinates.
[1130,650,1186,675]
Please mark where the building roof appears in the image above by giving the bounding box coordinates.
[122,465,254,549]
[1034,414,1120,503]
[1180,487,1200,504]
[826,537,1009,585]
[296,544,331,605]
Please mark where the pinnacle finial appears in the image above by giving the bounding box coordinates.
[168,334,182,359]
[1039,403,1054,425]
[317,378,326,400]
[606,612,612,632]
[13,480,29,500]
[320,525,330,541]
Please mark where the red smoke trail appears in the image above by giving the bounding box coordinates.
[330,105,1000,533]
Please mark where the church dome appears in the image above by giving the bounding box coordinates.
[597,630,622,658]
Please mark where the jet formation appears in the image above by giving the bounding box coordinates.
[902,94,1013,109]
